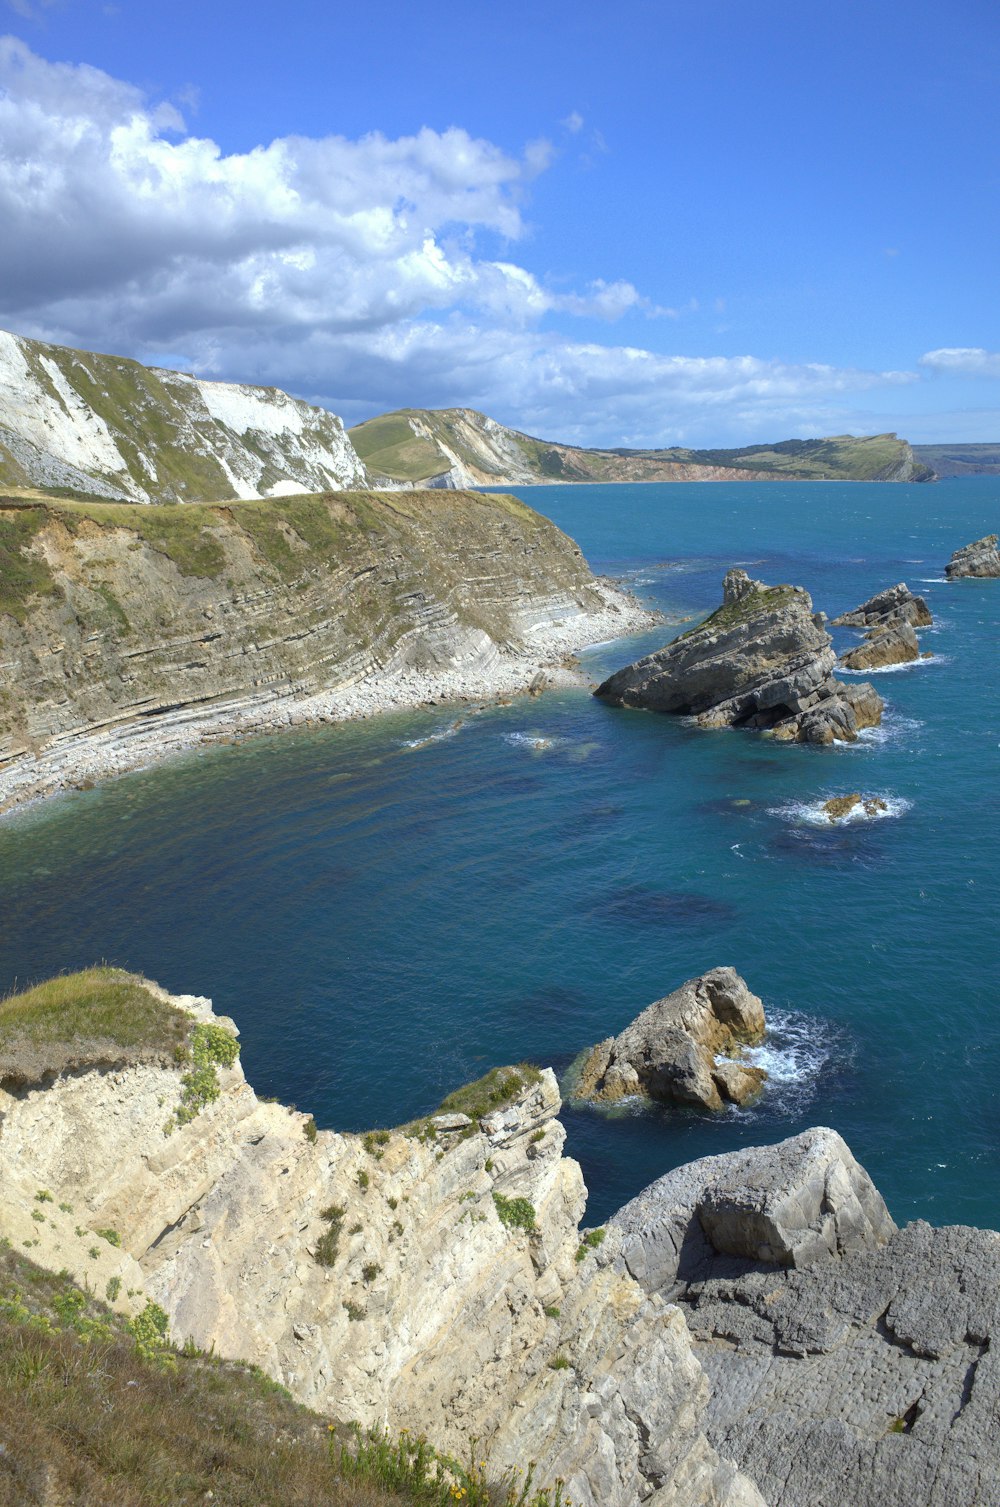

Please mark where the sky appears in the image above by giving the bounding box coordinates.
[0,0,998,447]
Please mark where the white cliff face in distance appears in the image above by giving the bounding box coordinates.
[0,327,367,502]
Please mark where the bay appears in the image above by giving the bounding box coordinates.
[1,479,997,1227]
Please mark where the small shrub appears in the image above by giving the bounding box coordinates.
[548,1353,570,1370]
[88,1247,100,1260]
[544,1305,560,1318]
[484,1158,494,1173]
[361,1262,381,1284]
[392,1220,404,1238]
[387,1196,398,1210]
[96,1227,121,1247]
[343,1300,365,1321]
[348,1222,362,1235]
[303,1116,318,1144]
[105,1275,121,1303]
[492,1193,536,1231]
[575,1227,606,1262]
[58,1201,73,1214]
[315,1204,345,1268]
[30,1209,44,1224]
[127,1300,169,1360]
[529,1129,545,1144]
[34,1189,53,1203]
[362,1130,390,1159]
[356,1169,370,1191]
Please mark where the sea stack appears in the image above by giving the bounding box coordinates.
[833,582,933,670]
[574,967,768,1111]
[945,535,1000,577]
[595,568,883,744]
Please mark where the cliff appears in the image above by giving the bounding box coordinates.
[350,410,934,487]
[0,327,367,503]
[0,489,652,810]
[0,971,762,1507]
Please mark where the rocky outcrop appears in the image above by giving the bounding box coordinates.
[821,794,888,821]
[596,568,883,744]
[832,583,933,629]
[609,1130,1000,1507]
[945,535,1000,578]
[839,619,925,670]
[0,976,763,1507]
[0,491,655,811]
[833,583,933,670]
[575,968,767,1111]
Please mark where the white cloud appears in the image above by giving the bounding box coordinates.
[920,348,1000,378]
[562,111,585,134]
[0,38,923,445]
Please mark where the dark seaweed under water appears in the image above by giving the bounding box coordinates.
[1,480,997,1227]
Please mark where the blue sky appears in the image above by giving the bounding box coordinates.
[1,0,998,445]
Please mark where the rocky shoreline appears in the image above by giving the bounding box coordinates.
[0,577,658,817]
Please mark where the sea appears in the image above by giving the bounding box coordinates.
[1,479,997,1229]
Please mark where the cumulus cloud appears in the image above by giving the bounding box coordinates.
[0,37,921,444]
[920,348,1000,378]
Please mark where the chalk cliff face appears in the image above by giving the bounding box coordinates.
[0,489,650,809]
[0,327,367,503]
[0,980,762,1507]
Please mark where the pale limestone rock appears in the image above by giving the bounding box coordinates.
[0,984,762,1507]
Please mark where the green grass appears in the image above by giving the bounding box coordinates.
[492,1194,537,1232]
[436,1064,542,1123]
[0,968,193,1083]
[675,583,799,641]
[349,412,452,481]
[0,505,60,622]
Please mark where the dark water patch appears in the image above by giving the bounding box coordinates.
[765,826,896,869]
[594,885,737,928]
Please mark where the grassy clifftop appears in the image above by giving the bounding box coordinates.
[350,409,933,486]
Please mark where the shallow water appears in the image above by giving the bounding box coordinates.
[1,479,997,1227]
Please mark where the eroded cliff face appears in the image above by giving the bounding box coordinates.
[0,490,648,808]
[0,983,762,1507]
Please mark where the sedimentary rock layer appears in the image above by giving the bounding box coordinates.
[0,490,654,810]
[945,534,1000,577]
[0,975,761,1507]
[596,568,883,744]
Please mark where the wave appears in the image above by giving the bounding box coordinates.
[917,577,950,584]
[769,794,911,827]
[838,655,947,675]
[400,723,462,751]
[737,1008,848,1118]
[851,714,925,748]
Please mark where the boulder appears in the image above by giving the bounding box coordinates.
[831,582,933,628]
[945,534,1000,577]
[575,967,767,1113]
[596,568,883,744]
[839,619,921,670]
[821,794,888,821]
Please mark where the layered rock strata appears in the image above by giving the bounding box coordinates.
[0,977,762,1507]
[609,1130,1000,1507]
[0,491,656,811]
[596,568,883,744]
[833,582,933,670]
[574,968,768,1111]
[945,534,1000,577]
[831,583,933,629]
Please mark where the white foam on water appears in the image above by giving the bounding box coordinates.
[850,714,925,749]
[400,724,461,751]
[738,1008,843,1117]
[838,655,948,675]
[503,731,561,752]
[918,577,950,584]
[769,794,912,827]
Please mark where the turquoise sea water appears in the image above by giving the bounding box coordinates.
[1,480,997,1228]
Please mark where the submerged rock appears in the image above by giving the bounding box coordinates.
[575,967,767,1112]
[945,534,1000,577]
[832,582,933,629]
[821,793,888,821]
[595,568,883,744]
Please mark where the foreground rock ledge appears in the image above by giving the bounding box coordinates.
[595,568,883,744]
[575,967,768,1110]
[0,970,762,1507]
[610,1128,1000,1507]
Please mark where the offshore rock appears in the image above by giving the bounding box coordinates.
[839,618,922,670]
[821,794,888,822]
[0,978,762,1507]
[575,968,767,1112]
[596,568,883,744]
[831,582,933,629]
[945,534,1000,577]
[610,1131,1000,1507]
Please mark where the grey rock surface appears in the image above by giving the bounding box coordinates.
[839,618,922,670]
[611,1129,1000,1507]
[574,968,767,1112]
[596,568,883,744]
[831,582,933,628]
[945,534,1000,577]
